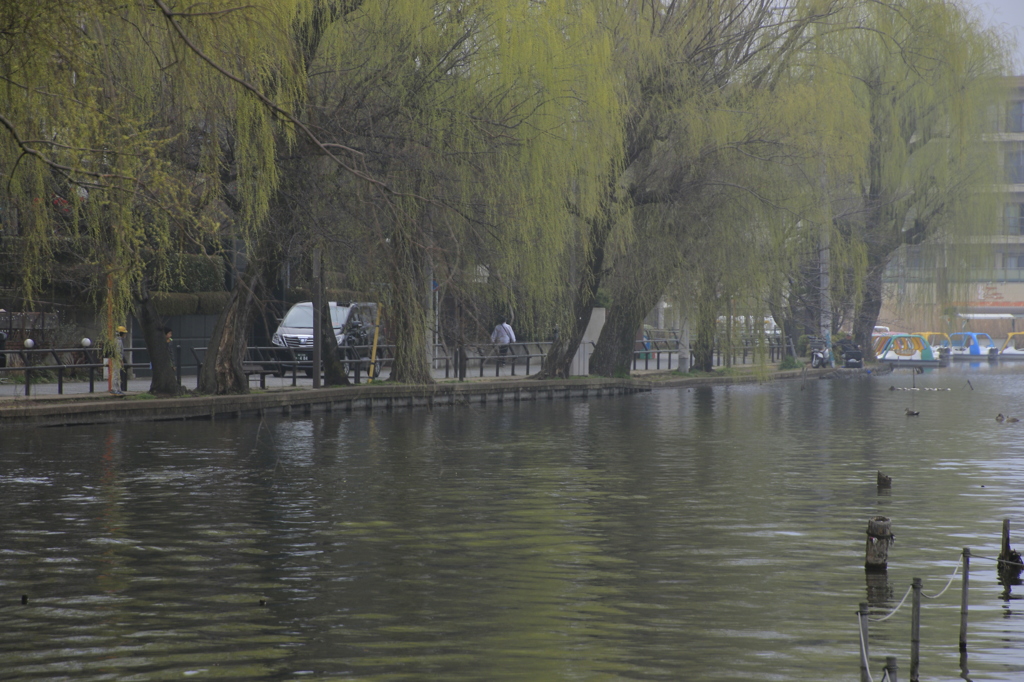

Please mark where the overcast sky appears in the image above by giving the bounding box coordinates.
[961,0,1024,73]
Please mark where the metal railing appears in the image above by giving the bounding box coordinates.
[431,341,553,379]
[191,344,397,387]
[0,347,111,396]
[0,344,190,396]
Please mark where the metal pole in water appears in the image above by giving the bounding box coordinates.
[859,601,871,682]
[960,548,970,652]
[911,578,921,681]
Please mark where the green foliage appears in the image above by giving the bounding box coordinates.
[796,335,810,357]
[779,355,804,370]
[0,0,1011,387]
[151,293,199,317]
[150,254,225,293]
[196,291,232,315]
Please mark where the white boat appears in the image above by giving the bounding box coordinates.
[998,332,1024,359]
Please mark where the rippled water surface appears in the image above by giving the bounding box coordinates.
[6,366,1024,680]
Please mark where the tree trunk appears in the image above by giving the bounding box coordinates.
[387,228,433,383]
[589,300,647,377]
[198,274,257,394]
[318,293,348,385]
[692,272,720,372]
[853,264,885,360]
[309,247,347,386]
[134,279,182,396]
[538,211,614,379]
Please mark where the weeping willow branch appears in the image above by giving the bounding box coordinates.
[152,0,427,204]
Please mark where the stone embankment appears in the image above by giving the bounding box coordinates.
[0,367,827,428]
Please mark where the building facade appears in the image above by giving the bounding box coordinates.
[879,76,1024,338]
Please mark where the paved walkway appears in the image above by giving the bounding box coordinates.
[0,361,567,400]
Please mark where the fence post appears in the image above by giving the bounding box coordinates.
[911,578,921,681]
[859,601,871,682]
[23,350,31,397]
[960,548,970,652]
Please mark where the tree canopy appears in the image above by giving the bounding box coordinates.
[0,0,1011,389]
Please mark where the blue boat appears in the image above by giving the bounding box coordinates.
[948,332,998,360]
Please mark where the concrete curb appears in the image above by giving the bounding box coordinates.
[0,367,839,428]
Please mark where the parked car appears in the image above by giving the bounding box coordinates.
[268,301,381,376]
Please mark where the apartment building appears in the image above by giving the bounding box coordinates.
[880,75,1024,337]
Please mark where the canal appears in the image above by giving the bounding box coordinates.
[4,365,1024,680]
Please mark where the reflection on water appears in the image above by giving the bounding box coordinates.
[5,366,1024,679]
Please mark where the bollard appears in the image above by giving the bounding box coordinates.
[865,517,893,571]
[859,601,871,682]
[911,578,921,681]
[885,656,898,682]
[960,548,970,652]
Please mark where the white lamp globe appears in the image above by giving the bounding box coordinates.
[23,338,35,349]
[81,338,92,348]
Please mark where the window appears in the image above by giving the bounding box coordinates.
[1009,101,1024,133]
[1002,251,1024,268]
[1006,145,1024,184]
[1005,204,1024,235]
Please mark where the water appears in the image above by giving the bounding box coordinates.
[5,365,1024,680]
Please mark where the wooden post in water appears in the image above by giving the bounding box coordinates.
[997,518,1023,584]
[859,601,871,682]
[960,548,971,652]
[865,517,893,571]
[885,656,898,682]
[911,578,921,681]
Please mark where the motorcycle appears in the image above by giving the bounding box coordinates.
[810,337,863,369]
[810,344,830,368]
[341,320,382,379]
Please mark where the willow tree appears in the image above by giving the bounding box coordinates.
[552,0,850,378]
[0,1,315,394]
[287,0,623,383]
[1,2,199,394]
[828,0,1008,353]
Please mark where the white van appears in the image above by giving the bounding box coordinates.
[270,301,379,363]
[271,302,349,359]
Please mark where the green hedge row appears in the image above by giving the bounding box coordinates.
[149,254,225,293]
[151,291,232,316]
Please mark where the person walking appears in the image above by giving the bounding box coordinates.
[491,316,515,366]
[113,325,128,394]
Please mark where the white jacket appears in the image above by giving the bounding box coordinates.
[491,322,515,345]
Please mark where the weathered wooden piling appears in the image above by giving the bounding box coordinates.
[885,656,899,682]
[959,548,970,652]
[865,517,893,571]
[877,471,892,488]
[911,578,921,682]
[998,518,1023,584]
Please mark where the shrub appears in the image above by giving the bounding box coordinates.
[796,334,810,357]
[152,292,199,316]
[779,355,803,370]
[196,291,232,315]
